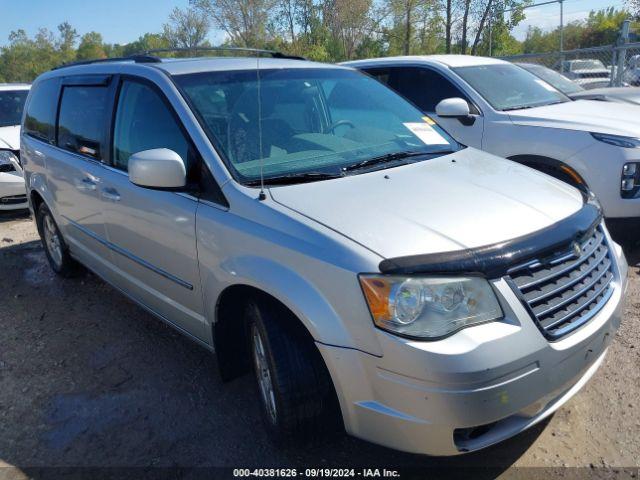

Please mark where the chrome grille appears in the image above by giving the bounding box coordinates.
[507,227,614,340]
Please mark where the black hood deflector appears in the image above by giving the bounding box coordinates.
[378,203,601,278]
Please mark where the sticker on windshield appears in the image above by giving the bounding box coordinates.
[422,116,436,125]
[403,122,449,145]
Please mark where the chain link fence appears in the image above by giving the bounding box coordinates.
[501,43,640,88]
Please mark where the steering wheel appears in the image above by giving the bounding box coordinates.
[326,119,356,133]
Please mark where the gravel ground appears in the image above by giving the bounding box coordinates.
[0,211,639,479]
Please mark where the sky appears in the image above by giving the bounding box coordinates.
[0,0,223,46]
[0,0,632,47]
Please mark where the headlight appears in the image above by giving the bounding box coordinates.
[0,150,19,173]
[621,162,640,198]
[591,132,640,148]
[359,275,503,339]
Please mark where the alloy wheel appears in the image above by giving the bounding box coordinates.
[252,325,278,425]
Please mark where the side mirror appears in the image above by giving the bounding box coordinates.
[128,148,187,189]
[435,98,475,126]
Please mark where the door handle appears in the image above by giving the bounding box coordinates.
[101,187,121,202]
[75,177,97,191]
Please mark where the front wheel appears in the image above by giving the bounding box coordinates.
[36,203,79,277]
[246,299,342,444]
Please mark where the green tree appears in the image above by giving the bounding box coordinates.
[192,0,276,47]
[0,28,61,82]
[76,32,107,60]
[522,7,632,54]
[383,0,439,56]
[103,43,124,58]
[471,0,529,56]
[322,0,376,60]
[121,33,171,56]
[57,21,78,63]
[582,8,631,46]
[163,6,211,51]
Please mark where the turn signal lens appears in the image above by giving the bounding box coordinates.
[360,276,392,321]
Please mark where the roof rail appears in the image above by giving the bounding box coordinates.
[52,54,162,70]
[141,46,306,60]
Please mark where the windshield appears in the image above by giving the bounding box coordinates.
[175,68,457,184]
[0,90,28,127]
[519,64,584,95]
[454,63,570,111]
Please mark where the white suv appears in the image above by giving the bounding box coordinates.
[0,84,29,210]
[22,53,627,455]
[345,55,640,220]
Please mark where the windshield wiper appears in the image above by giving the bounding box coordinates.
[245,171,344,186]
[502,104,538,111]
[342,150,447,173]
[503,100,568,112]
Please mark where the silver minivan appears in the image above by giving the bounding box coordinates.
[21,52,628,456]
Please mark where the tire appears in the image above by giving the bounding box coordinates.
[246,298,342,444]
[36,203,79,277]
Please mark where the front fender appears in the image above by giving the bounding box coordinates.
[202,254,377,353]
[195,190,386,356]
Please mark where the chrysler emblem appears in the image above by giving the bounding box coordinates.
[572,242,582,258]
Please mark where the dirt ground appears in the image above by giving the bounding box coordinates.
[0,210,639,479]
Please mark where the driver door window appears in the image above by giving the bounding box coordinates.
[112,80,191,172]
[388,67,470,113]
[382,66,484,148]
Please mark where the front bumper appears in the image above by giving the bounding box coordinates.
[318,242,628,456]
[569,142,640,219]
[0,171,27,211]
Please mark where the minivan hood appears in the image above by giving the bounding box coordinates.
[270,148,584,260]
[508,99,640,137]
[0,125,20,150]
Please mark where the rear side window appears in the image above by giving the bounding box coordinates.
[57,85,109,160]
[112,80,190,172]
[24,79,59,143]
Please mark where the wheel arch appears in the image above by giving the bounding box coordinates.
[213,282,346,432]
[213,284,275,381]
[508,154,588,191]
[26,171,58,218]
[30,189,45,211]
[212,277,347,381]
[29,189,46,235]
[204,254,365,352]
